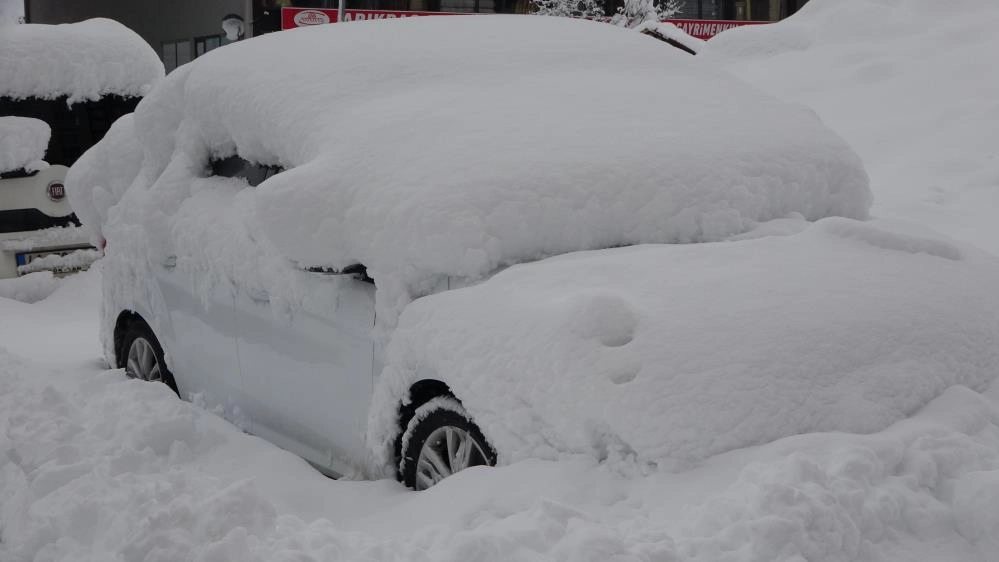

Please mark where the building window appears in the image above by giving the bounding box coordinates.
[194,35,231,58]
[161,39,193,73]
[434,0,496,12]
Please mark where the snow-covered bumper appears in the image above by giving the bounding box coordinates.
[1,165,97,278]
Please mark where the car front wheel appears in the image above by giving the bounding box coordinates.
[120,320,179,396]
[399,396,496,490]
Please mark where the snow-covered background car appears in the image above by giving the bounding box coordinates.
[0,18,163,279]
[68,15,876,487]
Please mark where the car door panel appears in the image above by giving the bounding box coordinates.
[234,271,375,474]
[154,262,245,425]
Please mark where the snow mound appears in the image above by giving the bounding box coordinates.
[0,18,163,103]
[0,116,49,173]
[369,218,999,469]
[2,333,998,561]
[700,0,999,254]
[69,15,871,331]
[0,271,61,303]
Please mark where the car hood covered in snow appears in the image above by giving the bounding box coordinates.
[369,218,999,470]
[0,18,163,103]
[69,15,870,330]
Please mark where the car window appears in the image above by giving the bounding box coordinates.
[210,156,282,187]
[0,95,141,167]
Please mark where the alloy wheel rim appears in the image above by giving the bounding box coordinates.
[415,425,489,490]
[126,337,162,383]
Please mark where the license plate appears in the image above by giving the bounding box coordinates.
[15,247,92,275]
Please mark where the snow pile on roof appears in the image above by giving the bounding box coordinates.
[69,15,871,326]
[0,18,163,103]
[0,116,48,172]
[700,0,999,253]
[370,218,999,469]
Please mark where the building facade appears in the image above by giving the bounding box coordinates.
[23,0,252,72]
[24,0,810,72]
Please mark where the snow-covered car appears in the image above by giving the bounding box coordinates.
[69,16,893,488]
[0,117,82,278]
[0,19,163,278]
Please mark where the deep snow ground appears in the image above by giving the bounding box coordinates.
[4,1,999,559]
[701,0,999,255]
[1,269,998,561]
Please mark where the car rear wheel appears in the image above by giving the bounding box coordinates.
[399,397,496,490]
[120,321,179,396]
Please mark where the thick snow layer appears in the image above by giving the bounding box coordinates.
[65,114,141,244]
[68,15,871,332]
[0,225,90,253]
[0,18,163,103]
[370,218,999,470]
[0,270,60,302]
[0,116,48,173]
[1,271,998,561]
[700,0,999,254]
[16,248,100,275]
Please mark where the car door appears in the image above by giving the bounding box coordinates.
[233,268,376,475]
[150,156,271,425]
[154,253,245,424]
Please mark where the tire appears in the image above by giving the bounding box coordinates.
[399,396,496,490]
[119,319,179,396]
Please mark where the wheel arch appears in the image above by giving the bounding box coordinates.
[393,379,454,475]
[112,309,147,368]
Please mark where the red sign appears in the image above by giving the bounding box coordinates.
[281,7,765,40]
[669,19,765,40]
[281,7,460,30]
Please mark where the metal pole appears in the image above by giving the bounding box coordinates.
[338,0,346,23]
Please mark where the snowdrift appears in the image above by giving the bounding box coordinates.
[0,116,48,173]
[69,15,871,331]
[701,0,999,253]
[4,271,999,561]
[0,18,163,103]
[370,218,999,469]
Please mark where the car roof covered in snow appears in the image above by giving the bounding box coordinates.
[0,18,164,102]
[70,15,871,326]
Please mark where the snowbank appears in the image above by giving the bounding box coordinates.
[0,116,48,173]
[700,0,999,254]
[1,273,997,561]
[69,15,871,332]
[370,218,999,470]
[0,18,163,103]
[0,270,61,302]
